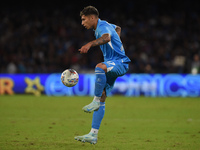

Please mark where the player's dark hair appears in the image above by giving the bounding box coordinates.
[80,6,99,17]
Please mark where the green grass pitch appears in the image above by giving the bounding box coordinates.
[0,95,200,150]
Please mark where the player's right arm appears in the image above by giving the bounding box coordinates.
[78,34,111,54]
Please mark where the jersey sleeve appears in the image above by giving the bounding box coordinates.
[98,24,112,37]
[110,23,117,29]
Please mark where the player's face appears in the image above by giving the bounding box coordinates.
[81,15,94,29]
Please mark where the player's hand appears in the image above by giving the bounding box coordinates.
[79,43,92,54]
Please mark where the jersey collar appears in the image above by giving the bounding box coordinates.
[94,18,101,31]
[94,18,101,37]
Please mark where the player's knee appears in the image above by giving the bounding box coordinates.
[96,63,107,73]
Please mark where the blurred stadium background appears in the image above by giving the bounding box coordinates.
[0,0,200,74]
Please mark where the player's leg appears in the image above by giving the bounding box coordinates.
[75,60,128,144]
[75,90,106,144]
[75,74,118,144]
[80,76,117,143]
[82,63,107,113]
[83,61,128,140]
[100,89,107,102]
[94,63,107,99]
[91,90,106,132]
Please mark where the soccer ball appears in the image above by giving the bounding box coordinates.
[61,69,79,87]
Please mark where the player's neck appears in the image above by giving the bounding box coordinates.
[93,18,99,30]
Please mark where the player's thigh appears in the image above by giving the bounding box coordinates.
[103,60,128,77]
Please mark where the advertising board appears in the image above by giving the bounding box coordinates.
[0,74,200,97]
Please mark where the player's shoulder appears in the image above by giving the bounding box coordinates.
[98,19,109,26]
[98,19,113,29]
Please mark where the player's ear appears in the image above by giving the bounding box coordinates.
[90,15,94,20]
[90,15,96,20]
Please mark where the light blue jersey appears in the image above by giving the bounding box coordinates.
[94,19,131,95]
[94,19,131,63]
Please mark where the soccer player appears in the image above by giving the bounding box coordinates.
[75,6,131,144]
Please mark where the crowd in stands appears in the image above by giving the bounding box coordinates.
[1,1,200,74]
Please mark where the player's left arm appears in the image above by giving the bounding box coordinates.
[79,33,111,54]
[115,26,121,37]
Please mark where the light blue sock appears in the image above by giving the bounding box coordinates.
[92,102,105,130]
[94,67,106,97]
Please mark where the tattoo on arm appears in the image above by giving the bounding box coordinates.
[115,26,121,37]
[90,34,111,47]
